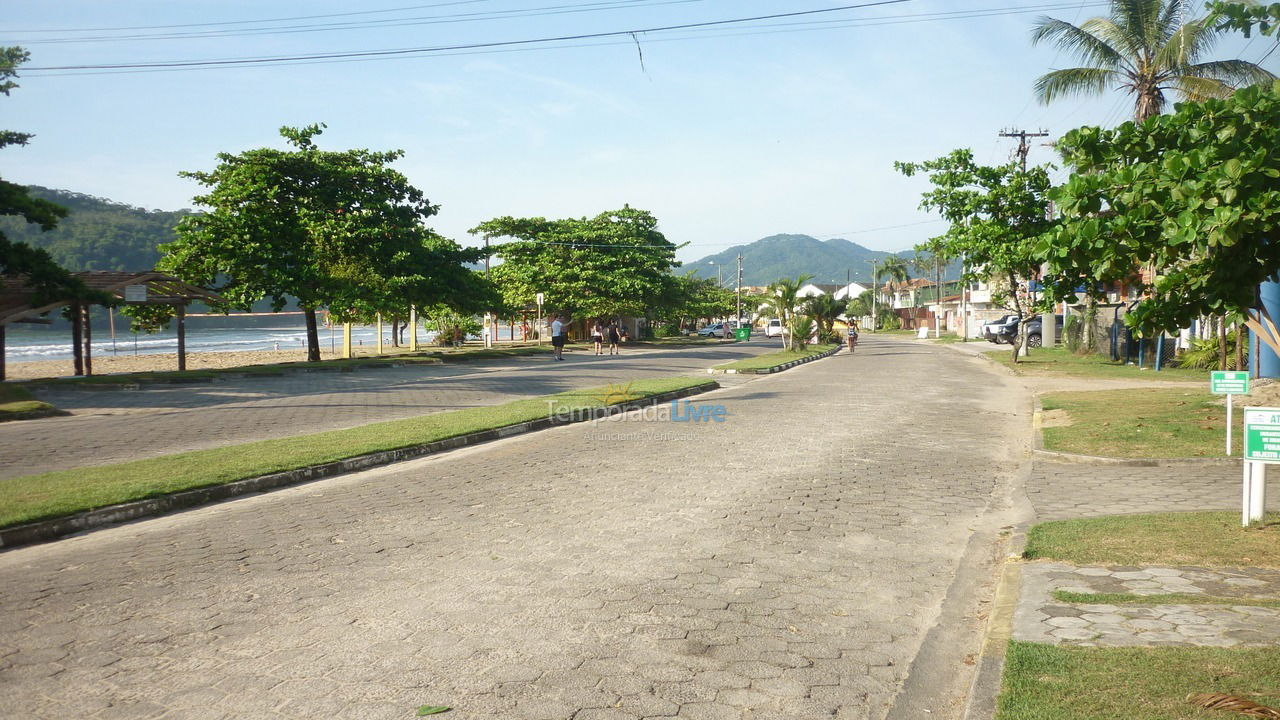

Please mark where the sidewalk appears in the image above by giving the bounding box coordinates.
[934,337,1280,719]
[0,341,775,479]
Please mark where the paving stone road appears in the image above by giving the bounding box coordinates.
[0,342,772,480]
[0,334,1030,720]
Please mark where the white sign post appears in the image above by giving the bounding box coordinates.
[1241,407,1276,526]
[1211,371,1250,455]
[535,293,544,346]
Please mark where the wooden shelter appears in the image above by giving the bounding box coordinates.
[0,271,223,381]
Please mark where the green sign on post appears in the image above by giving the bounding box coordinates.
[1211,371,1249,395]
[1244,407,1280,463]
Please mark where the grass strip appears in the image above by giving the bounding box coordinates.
[0,376,711,529]
[988,346,1205,381]
[1024,512,1280,568]
[1051,590,1280,608]
[996,641,1280,720]
[1040,388,1234,458]
[0,384,61,420]
[713,344,836,371]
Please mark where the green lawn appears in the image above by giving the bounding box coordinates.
[1024,512,1280,568]
[0,384,62,421]
[0,376,712,528]
[988,346,1206,382]
[1052,590,1280,608]
[712,344,836,371]
[1040,388,1235,458]
[996,642,1280,720]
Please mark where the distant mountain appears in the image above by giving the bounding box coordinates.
[677,233,958,286]
[0,186,194,271]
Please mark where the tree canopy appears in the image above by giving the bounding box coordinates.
[897,150,1056,358]
[0,46,94,309]
[1042,79,1280,333]
[472,206,678,319]
[162,124,490,360]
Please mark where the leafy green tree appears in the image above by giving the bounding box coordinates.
[1043,79,1280,334]
[1032,0,1274,122]
[162,124,486,361]
[652,273,735,330]
[896,150,1056,361]
[472,206,678,319]
[0,47,97,311]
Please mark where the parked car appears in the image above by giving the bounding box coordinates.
[697,321,738,338]
[763,319,784,338]
[982,315,1018,344]
[985,315,1065,347]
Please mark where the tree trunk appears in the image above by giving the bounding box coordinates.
[1235,321,1245,371]
[1218,317,1228,371]
[304,307,321,362]
[1009,273,1025,364]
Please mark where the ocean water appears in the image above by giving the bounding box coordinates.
[2,322,465,364]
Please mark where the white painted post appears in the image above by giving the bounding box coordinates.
[1244,461,1267,525]
[409,305,418,352]
[1227,394,1234,456]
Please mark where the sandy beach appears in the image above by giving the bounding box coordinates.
[4,348,348,381]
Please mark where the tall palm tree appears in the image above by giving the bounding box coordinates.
[1032,0,1274,122]
[873,256,910,331]
[763,274,811,350]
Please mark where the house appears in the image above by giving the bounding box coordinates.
[797,283,844,298]
[832,282,870,301]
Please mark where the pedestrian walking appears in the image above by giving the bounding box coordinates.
[551,314,568,361]
[607,319,621,355]
[591,320,605,356]
[846,321,859,353]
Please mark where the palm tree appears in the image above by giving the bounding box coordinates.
[803,294,847,344]
[1032,0,1274,122]
[763,274,811,350]
[872,256,910,331]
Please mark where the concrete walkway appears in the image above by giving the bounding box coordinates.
[0,334,1030,720]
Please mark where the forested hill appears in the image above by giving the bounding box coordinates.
[0,186,195,271]
[677,234,901,286]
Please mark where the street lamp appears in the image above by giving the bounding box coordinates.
[708,261,723,288]
[866,259,879,333]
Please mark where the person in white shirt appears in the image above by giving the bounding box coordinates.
[550,314,568,360]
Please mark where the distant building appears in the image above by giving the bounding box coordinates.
[797,283,844,298]
[832,282,870,301]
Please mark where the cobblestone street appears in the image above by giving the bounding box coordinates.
[0,335,1029,720]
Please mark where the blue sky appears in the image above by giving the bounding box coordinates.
[4,1,1276,264]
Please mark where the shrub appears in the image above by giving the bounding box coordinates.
[1175,330,1247,370]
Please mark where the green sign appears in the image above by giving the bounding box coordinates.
[1244,407,1280,463]
[1211,371,1249,395]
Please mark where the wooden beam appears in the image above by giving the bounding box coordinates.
[0,324,5,381]
[176,304,187,372]
[82,303,93,377]
[71,302,84,376]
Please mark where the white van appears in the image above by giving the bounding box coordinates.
[764,319,784,338]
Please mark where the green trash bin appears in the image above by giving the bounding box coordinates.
[734,327,750,341]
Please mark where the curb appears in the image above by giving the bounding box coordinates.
[962,559,1024,720]
[22,357,449,391]
[1032,398,1240,467]
[706,345,841,375]
[0,381,719,550]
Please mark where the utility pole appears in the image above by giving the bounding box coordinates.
[736,255,743,336]
[867,259,879,333]
[999,128,1049,172]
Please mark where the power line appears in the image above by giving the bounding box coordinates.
[21,1,909,72]
[17,1,1116,77]
[17,0,707,45]
[8,0,502,33]
[15,2,1111,78]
